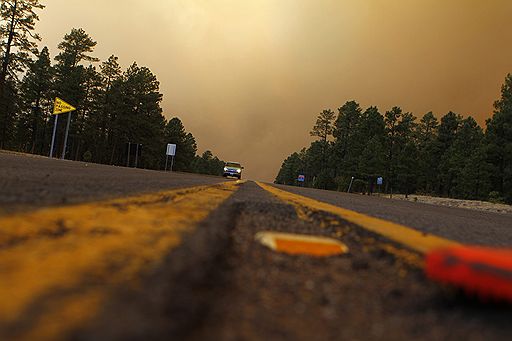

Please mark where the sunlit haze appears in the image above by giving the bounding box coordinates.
[37,0,512,181]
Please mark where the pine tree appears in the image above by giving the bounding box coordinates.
[16,46,52,153]
[445,117,483,198]
[333,101,363,174]
[0,78,18,147]
[416,112,439,193]
[311,109,335,143]
[358,135,386,192]
[164,117,197,171]
[458,144,492,200]
[55,28,99,68]
[191,150,225,176]
[436,112,462,196]
[275,152,304,185]
[96,55,122,163]
[351,106,385,186]
[486,74,512,203]
[0,0,44,147]
[52,28,99,159]
[384,107,416,194]
[303,140,335,189]
[357,106,385,142]
[77,65,103,161]
[310,109,335,185]
[117,63,166,169]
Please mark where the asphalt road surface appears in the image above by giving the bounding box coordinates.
[272,184,512,247]
[0,151,230,214]
[1,152,512,340]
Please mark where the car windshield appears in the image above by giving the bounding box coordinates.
[226,162,241,168]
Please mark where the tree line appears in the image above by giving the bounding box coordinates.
[275,74,512,204]
[0,1,225,176]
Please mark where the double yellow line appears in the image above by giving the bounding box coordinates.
[1,179,459,340]
[0,181,242,341]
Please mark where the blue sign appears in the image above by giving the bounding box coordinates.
[377,177,383,185]
[298,174,305,182]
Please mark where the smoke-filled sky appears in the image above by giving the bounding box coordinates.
[37,0,512,181]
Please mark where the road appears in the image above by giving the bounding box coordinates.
[1,152,512,340]
[272,184,512,247]
[0,151,229,215]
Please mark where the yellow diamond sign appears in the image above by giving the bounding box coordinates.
[53,97,76,115]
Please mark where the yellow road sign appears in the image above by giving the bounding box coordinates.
[53,97,76,115]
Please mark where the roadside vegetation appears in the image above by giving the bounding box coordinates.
[0,1,225,176]
[275,75,512,204]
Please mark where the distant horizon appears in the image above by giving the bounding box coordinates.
[37,0,512,181]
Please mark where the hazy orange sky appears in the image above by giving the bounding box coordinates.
[37,1,512,181]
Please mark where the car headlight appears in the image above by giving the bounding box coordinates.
[224,167,228,171]
[237,169,241,173]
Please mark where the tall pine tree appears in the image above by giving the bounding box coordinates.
[486,74,512,203]
[0,0,44,147]
[16,46,52,153]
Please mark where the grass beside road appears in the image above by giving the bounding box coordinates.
[0,181,242,341]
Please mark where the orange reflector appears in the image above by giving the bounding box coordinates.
[255,232,348,257]
[426,246,512,302]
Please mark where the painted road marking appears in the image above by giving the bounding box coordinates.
[256,182,460,255]
[0,181,242,341]
[255,231,349,257]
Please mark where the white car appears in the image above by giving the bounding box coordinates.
[223,162,243,179]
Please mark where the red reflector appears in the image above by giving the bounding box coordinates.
[425,246,512,302]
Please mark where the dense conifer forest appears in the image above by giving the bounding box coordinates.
[0,1,225,175]
[276,75,512,204]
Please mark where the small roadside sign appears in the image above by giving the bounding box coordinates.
[165,144,177,172]
[298,174,305,182]
[377,177,383,185]
[53,97,76,115]
[49,97,77,159]
[166,144,176,156]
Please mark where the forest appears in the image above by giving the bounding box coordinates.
[0,1,225,175]
[275,74,512,204]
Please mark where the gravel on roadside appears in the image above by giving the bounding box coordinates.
[387,194,512,215]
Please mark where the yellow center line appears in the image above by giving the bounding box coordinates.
[0,180,243,341]
[256,182,460,255]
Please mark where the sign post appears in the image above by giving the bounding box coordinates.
[135,143,139,168]
[165,143,176,171]
[49,97,76,159]
[61,112,72,159]
[347,176,355,193]
[49,114,59,158]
